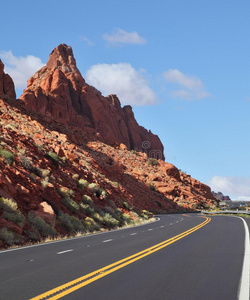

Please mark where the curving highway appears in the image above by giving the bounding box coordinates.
[0,213,249,300]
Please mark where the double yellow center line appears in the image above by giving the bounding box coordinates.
[30,216,211,300]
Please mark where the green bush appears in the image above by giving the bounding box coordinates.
[28,213,57,237]
[46,151,59,168]
[0,197,18,212]
[0,228,20,246]
[78,179,89,189]
[88,183,101,195]
[123,201,130,210]
[147,158,159,166]
[61,197,79,212]
[0,147,14,165]
[80,203,94,216]
[122,213,132,224]
[149,183,156,191]
[82,195,93,206]
[102,213,119,228]
[92,211,103,224]
[141,210,152,220]
[83,217,100,232]
[58,213,74,232]
[3,211,26,225]
[69,215,85,233]
[33,167,50,178]
[19,155,33,170]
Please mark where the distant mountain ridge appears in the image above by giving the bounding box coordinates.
[212,191,231,201]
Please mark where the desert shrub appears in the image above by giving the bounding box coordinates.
[61,197,79,212]
[57,187,69,197]
[0,197,18,212]
[149,183,156,191]
[101,188,107,199]
[19,155,33,170]
[102,213,119,228]
[155,201,162,208]
[0,228,20,246]
[83,217,100,232]
[69,215,85,233]
[82,195,93,206]
[46,151,59,168]
[29,173,36,181]
[80,203,94,216]
[72,174,79,181]
[88,183,102,197]
[122,213,132,224]
[27,213,57,237]
[58,213,74,232]
[0,147,14,165]
[123,201,130,210]
[147,158,159,166]
[41,178,49,189]
[33,167,50,178]
[141,210,152,220]
[3,211,26,225]
[92,211,103,224]
[78,179,89,189]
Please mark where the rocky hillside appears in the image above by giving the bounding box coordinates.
[0,46,218,248]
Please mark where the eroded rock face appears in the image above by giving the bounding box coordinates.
[20,44,164,158]
[0,60,16,100]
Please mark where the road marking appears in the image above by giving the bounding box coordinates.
[148,229,153,231]
[237,217,250,300]
[170,223,173,225]
[102,239,113,243]
[30,216,211,300]
[130,233,137,236]
[56,249,73,255]
[160,226,164,228]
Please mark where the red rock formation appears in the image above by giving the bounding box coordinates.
[20,44,164,159]
[0,60,16,100]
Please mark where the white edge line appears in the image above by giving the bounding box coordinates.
[237,216,250,300]
[57,249,73,255]
[102,239,113,243]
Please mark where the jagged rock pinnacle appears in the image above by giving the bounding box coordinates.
[47,44,77,69]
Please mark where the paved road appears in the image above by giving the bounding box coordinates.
[0,213,248,300]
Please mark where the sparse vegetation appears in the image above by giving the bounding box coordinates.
[147,158,159,166]
[0,147,14,165]
[61,197,79,212]
[46,151,60,168]
[82,195,93,206]
[149,183,156,191]
[27,213,57,237]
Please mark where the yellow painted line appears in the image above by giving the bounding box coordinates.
[30,216,211,300]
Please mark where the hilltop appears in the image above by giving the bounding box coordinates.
[0,45,218,248]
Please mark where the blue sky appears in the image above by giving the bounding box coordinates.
[1,0,250,200]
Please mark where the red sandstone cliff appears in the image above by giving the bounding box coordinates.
[0,60,16,100]
[20,44,164,159]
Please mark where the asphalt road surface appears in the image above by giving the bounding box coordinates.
[0,213,249,300]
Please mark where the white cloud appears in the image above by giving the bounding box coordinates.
[208,175,250,200]
[163,69,210,100]
[85,63,157,106]
[103,28,146,45]
[79,36,94,46]
[0,50,45,89]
